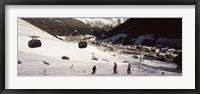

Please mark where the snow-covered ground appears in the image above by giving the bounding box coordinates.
[18,18,181,76]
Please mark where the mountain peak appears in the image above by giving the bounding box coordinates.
[74,18,128,28]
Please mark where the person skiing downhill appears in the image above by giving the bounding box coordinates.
[127,63,131,74]
[71,64,73,69]
[113,63,117,74]
[91,65,97,75]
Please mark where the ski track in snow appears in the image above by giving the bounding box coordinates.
[18,18,181,76]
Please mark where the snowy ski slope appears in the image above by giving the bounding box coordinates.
[18,18,181,76]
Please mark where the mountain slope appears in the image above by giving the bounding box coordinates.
[18,18,181,76]
[21,18,93,36]
[21,18,128,39]
[18,18,117,61]
[104,18,182,48]
[74,18,127,28]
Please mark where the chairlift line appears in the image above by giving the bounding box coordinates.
[19,33,58,41]
[18,23,42,30]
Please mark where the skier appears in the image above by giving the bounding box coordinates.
[113,63,117,74]
[127,63,131,74]
[44,69,46,74]
[71,64,73,69]
[91,65,97,75]
[44,69,46,76]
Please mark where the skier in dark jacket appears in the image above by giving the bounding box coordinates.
[127,63,131,74]
[113,63,117,74]
[91,65,97,75]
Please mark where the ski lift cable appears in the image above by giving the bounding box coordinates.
[18,22,42,30]
[18,33,59,41]
[18,22,61,41]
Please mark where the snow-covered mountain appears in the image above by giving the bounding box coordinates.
[21,18,128,39]
[21,18,182,49]
[22,18,93,36]
[74,18,128,28]
[103,18,182,49]
[18,18,127,76]
[18,18,181,76]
